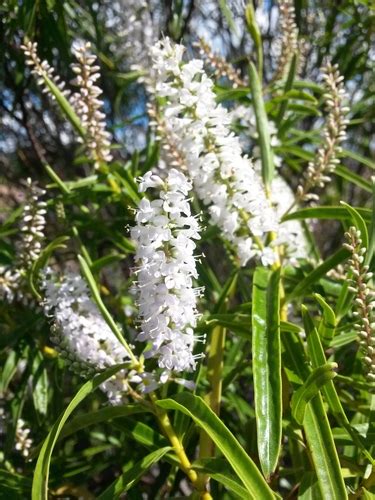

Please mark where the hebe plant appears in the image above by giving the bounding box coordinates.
[0,1,374,499]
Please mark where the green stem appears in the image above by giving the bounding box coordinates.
[149,393,212,499]
[199,325,226,460]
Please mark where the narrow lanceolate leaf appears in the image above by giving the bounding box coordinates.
[286,247,351,301]
[303,307,374,465]
[282,206,372,223]
[97,447,171,500]
[340,201,369,250]
[193,458,251,499]
[252,267,282,478]
[157,393,275,499]
[366,177,375,266]
[248,62,275,188]
[32,363,130,500]
[291,362,338,425]
[303,400,348,500]
[42,73,85,137]
[299,308,348,499]
[314,294,336,344]
[78,254,136,361]
[275,54,297,125]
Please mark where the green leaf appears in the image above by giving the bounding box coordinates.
[303,400,347,499]
[29,236,69,300]
[59,405,148,441]
[286,248,351,301]
[366,177,375,266]
[283,206,371,223]
[193,458,251,499]
[340,201,369,250]
[298,472,323,500]
[37,71,85,138]
[245,3,263,78]
[303,307,374,464]
[32,352,48,417]
[314,294,336,344]
[32,363,130,500]
[157,393,275,499]
[275,54,297,125]
[341,149,375,170]
[78,255,136,361]
[281,329,348,499]
[218,0,238,34]
[248,62,275,188]
[335,165,372,193]
[97,447,171,500]
[291,362,338,425]
[252,267,282,478]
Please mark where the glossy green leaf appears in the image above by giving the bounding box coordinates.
[298,472,323,500]
[32,363,130,500]
[78,255,136,360]
[275,54,297,125]
[303,307,374,464]
[157,393,275,499]
[28,236,69,300]
[36,71,85,137]
[59,405,148,440]
[252,267,282,478]
[340,201,369,250]
[335,165,372,193]
[286,248,351,301]
[249,62,275,187]
[193,458,251,499]
[291,362,338,425]
[97,447,171,499]
[303,400,347,499]
[281,327,347,499]
[366,177,375,266]
[341,149,375,170]
[314,294,336,344]
[283,206,371,223]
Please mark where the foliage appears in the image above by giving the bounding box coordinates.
[0,1,375,499]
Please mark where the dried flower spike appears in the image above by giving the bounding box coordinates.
[21,40,71,100]
[70,42,113,169]
[0,178,46,304]
[272,0,299,82]
[297,62,349,202]
[195,38,245,88]
[344,227,375,383]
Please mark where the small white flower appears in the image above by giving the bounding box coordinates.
[42,270,131,404]
[132,168,202,373]
[149,38,279,266]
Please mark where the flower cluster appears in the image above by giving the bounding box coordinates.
[15,418,33,458]
[195,38,245,88]
[17,178,47,269]
[271,0,299,82]
[131,169,202,372]
[149,38,278,266]
[42,270,132,404]
[0,179,46,303]
[297,62,349,201]
[344,227,375,382]
[70,42,113,169]
[21,40,71,100]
